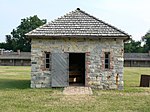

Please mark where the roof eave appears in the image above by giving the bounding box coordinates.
[26,34,130,40]
[123,35,131,42]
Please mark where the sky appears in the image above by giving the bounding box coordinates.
[0,0,150,42]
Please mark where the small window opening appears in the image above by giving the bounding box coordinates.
[105,52,110,69]
[45,52,51,70]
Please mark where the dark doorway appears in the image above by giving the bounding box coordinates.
[69,53,85,86]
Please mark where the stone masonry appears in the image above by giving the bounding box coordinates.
[31,37,124,90]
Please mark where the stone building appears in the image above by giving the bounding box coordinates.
[0,50,31,66]
[26,8,130,89]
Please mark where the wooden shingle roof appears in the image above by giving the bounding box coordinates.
[26,8,130,40]
[0,52,31,60]
[124,53,150,61]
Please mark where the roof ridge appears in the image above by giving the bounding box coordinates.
[77,8,130,37]
[26,9,77,35]
[49,10,75,24]
[26,8,130,40]
[25,23,47,35]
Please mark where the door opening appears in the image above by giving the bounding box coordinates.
[69,53,85,86]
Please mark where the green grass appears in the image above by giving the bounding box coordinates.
[0,66,150,112]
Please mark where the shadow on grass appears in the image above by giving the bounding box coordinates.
[0,79,30,89]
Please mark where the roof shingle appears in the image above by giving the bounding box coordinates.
[0,52,31,59]
[124,53,150,61]
[26,8,130,39]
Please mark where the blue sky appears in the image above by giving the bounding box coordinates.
[0,0,150,42]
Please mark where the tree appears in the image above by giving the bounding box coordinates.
[0,35,13,50]
[124,39,143,53]
[142,30,150,53]
[0,15,46,52]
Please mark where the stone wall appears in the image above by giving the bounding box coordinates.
[31,37,124,90]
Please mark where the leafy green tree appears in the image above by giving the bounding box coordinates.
[0,15,46,52]
[124,39,143,53]
[142,30,150,53]
[0,35,13,50]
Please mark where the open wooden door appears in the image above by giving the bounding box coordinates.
[51,53,69,87]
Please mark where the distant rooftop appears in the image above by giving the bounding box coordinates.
[0,52,31,59]
[124,53,150,61]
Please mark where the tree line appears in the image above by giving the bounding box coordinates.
[124,32,150,53]
[0,15,46,52]
[0,15,150,53]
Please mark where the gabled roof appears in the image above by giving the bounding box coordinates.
[26,8,130,40]
[124,53,150,61]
